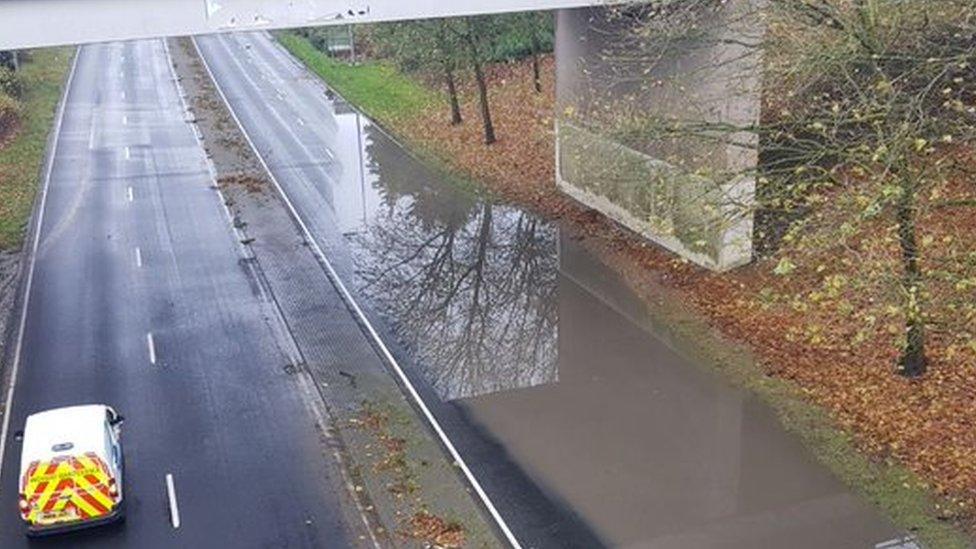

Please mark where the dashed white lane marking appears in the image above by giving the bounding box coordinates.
[124,146,131,159]
[127,186,134,203]
[276,92,284,101]
[875,537,921,549]
[296,117,304,126]
[122,115,128,125]
[165,474,181,529]
[146,332,157,365]
[121,90,126,100]
[134,247,143,267]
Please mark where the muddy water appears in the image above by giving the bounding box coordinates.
[317,101,901,547]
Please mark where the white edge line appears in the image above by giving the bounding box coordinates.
[146,333,157,365]
[165,473,180,529]
[0,47,81,478]
[170,39,378,549]
[192,35,523,549]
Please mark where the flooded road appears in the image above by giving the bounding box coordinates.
[319,109,902,548]
[201,31,905,548]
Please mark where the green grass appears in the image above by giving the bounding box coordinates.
[0,48,73,251]
[276,32,434,123]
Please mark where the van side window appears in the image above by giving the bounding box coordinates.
[105,422,115,463]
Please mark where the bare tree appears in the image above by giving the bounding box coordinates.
[350,176,558,399]
[454,17,499,145]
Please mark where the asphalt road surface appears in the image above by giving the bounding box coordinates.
[0,40,360,547]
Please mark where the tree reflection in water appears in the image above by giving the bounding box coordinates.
[348,130,558,401]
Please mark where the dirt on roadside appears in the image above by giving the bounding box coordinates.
[0,251,20,359]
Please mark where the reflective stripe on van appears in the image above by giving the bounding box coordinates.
[21,452,116,524]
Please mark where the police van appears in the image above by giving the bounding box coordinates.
[15,404,125,536]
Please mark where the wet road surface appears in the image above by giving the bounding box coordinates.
[195,30,908,548]
[0,40,357,547]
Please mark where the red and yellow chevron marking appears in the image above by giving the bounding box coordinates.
[21,453,116,525]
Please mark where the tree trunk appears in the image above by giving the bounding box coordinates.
[460,21,496,146]
[443,61,462,125]
[896,176,926,377]
[530,35,542,93]
[347,25,356,65]
[471,58,495,145]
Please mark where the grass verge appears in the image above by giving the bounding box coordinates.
[276,32,433,124]
[0,48,73,251]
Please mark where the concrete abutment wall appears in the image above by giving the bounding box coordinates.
[555,2,764,271]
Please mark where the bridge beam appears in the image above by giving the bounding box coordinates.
[0,0,601,50]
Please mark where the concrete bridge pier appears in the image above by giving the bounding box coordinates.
[554,3,764,271]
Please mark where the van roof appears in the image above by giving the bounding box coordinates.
[19,405,110,475]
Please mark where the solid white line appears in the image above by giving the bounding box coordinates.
[0,47,81,478]
[127,186,134,203]
[135,247,143,267]
[146,333,157,365]
[193,35,523,549]
[165,473,180,529]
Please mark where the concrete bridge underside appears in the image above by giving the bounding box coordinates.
[1,0,761,271]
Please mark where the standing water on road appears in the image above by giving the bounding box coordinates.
[312,98,902,548]
[183,24,909,545]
